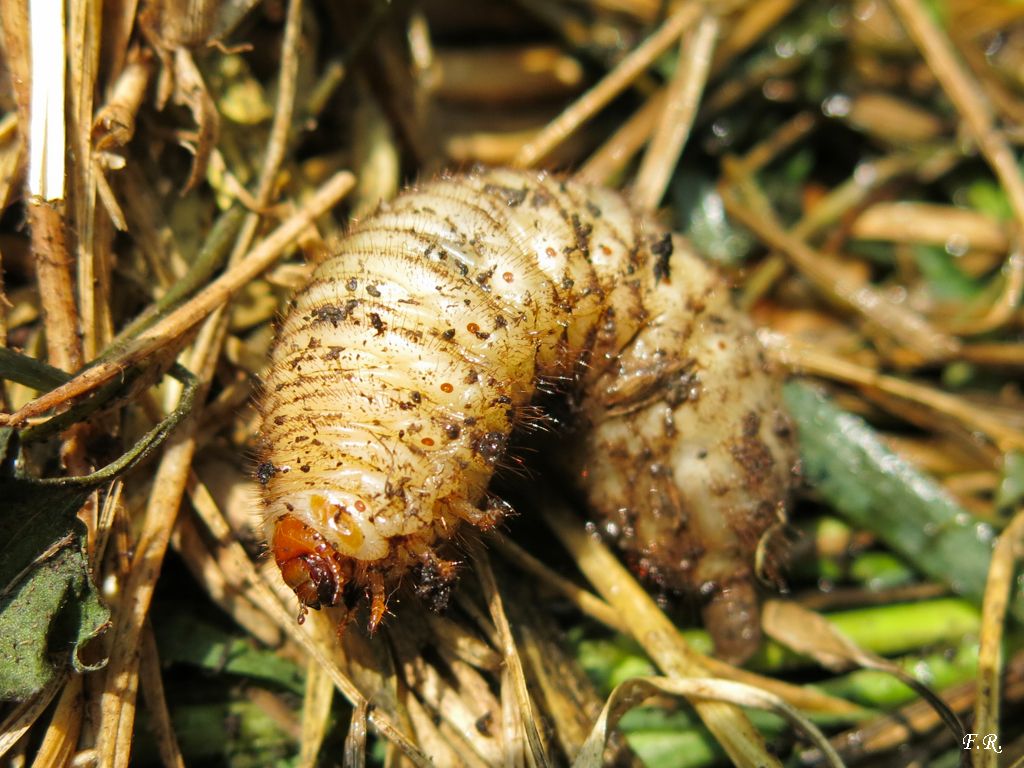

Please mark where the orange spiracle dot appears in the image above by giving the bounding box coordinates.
[502,271,514,283]
[466,322,480,334]
[440,382,454,393]
[421,437,435,446]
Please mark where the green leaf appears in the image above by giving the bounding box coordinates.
[913,244,983,301]
[135,697,296,767]
[0,480,110,700]
[784,381,1023,620]
[671,171,755,266]
[996,451,1024,515]
[155,611,305,695]
[965,178,1013,222]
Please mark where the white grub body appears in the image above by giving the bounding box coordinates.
[257,168,797,660]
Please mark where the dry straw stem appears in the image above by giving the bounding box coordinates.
[503,595,617,764]
[732,110,818,177]
[23,0,85,411]
[542,499,783,768]
[973,507,1024,768]
[740,149,957,309]
[173,496,282,647]
[343,700,369,768]
[697,650,864,718]
[576,0,797,187]
[0,169,356,428]
[68,0,107,364]
[632,11,718,212]
[434,45,584,103]
[0,673,65,760]
[178,477,280,640]
[493,531,866,718]
[961,341,1024,367]
[26,674,81,768]
[721,165,961,363]
[766,333,1024,454]
[467,537,551,766]
[389,620,505,765]
[576,84,666,186]
[27,0,65,201]
[708,0,799,71]
[139,622,186,768]
[850,202,1010,253]
[889,0,1024,239]
[511,2,702,168]
[489,533,629,634]
[93,51,152,153]
[573,676,843,768]
[96,309,227,768]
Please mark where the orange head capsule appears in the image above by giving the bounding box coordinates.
[271,514,350,609]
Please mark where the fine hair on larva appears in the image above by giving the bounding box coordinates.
[256,167,798,662]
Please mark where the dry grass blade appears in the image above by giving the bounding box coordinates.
[542,499,783,768]
[974,507,1024,768]
[172,499,281,646]
[96,312,226,768]
[889,0,1024,235]
[765,333,1024,453]
[138,622,186,768]
[26,675,81,768]
[576,85,666,186]
[722,171,961,363]
[850,202,1010,253]
[489,533,628,633]
[573,676,844,768]
[763,601,965,746]
[344,701,369,768]
[468,537,551,767]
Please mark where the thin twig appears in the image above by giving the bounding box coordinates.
[889,0,1024,238]
[512,2,702,169]
[633,11,718,212]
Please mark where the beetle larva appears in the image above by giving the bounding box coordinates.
[257,167,797,661]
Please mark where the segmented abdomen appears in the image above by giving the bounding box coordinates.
[257,168,797,660]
